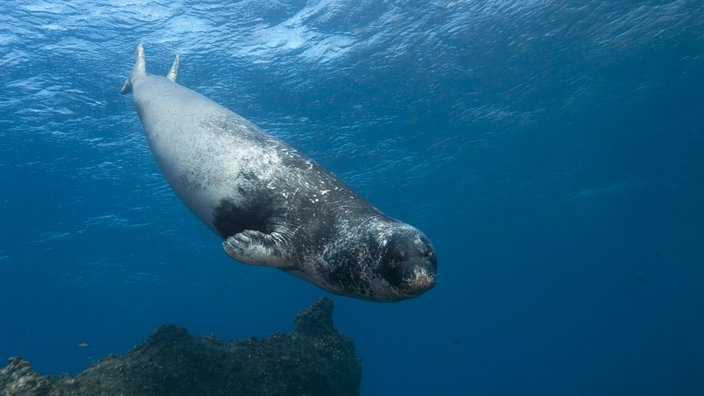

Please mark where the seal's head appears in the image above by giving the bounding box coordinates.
[318,215,437,302]
[375,222,437,301]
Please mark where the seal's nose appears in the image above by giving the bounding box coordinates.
[402,250,437,293]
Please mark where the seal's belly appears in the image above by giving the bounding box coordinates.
[146,111,290,234]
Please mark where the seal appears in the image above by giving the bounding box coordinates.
[121,44,436,302]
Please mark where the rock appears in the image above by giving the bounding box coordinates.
[294,297,335,337]
[0,357,56,395]
[0,297,361,396]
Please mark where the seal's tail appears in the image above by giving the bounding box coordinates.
[120,43,180,95]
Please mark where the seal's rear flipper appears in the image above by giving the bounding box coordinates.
[223,230,290,268]
[121,44,180,94]
[167,53,180,82]
[120,43,147,95]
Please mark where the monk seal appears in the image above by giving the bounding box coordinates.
[120,44,436,302]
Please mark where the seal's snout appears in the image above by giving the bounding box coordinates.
[379,230,437,298]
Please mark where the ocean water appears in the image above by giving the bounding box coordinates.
[1,0,703,395]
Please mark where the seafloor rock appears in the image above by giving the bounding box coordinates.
[0,297,361,396]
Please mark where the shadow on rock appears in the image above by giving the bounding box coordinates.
[0,297,361,396]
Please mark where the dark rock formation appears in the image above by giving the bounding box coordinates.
[0,297,361,396]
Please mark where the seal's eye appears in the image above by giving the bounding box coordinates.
[379,258,405,287]
[378,236,415,287]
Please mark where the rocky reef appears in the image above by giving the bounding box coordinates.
[0,298,361,395]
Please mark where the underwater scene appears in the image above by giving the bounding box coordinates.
[1,1,703,395]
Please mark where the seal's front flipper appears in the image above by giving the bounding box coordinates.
[223,230,290,268]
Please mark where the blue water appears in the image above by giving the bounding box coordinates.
[1,1,703,394]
